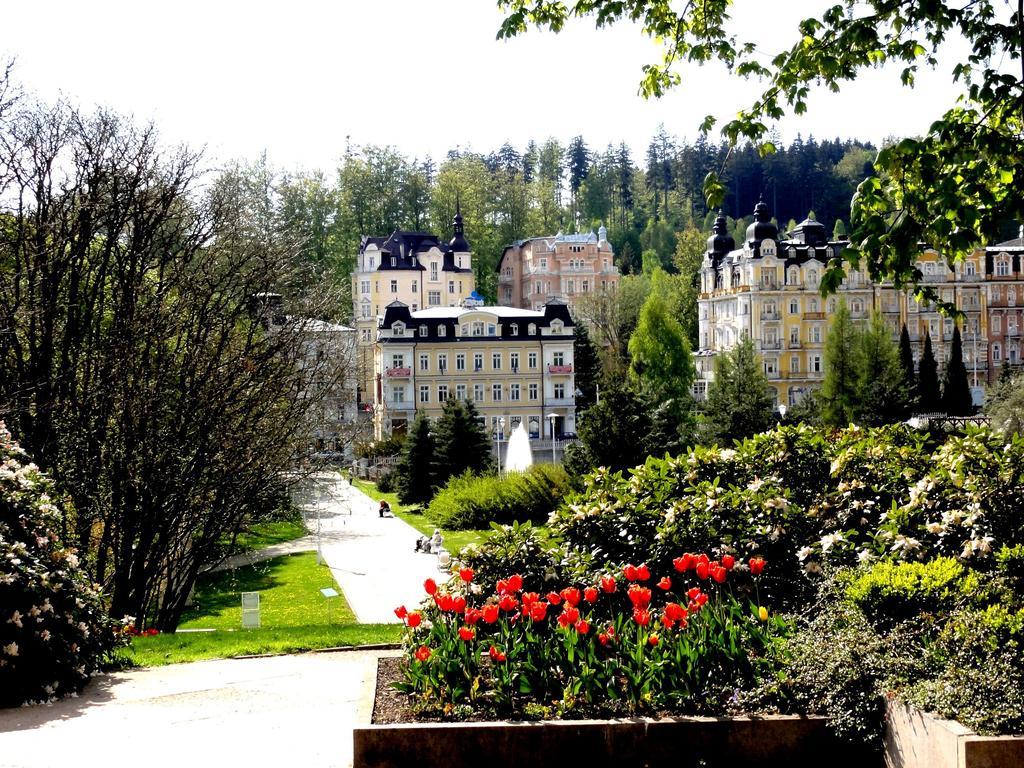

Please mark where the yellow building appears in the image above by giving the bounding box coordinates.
[372,301,576,443]
[352,205,476,404]
[696,201,993,407]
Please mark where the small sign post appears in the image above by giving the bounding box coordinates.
[241,591,260,629]
[320,587,339,624]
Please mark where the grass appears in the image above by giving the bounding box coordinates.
[119,624,401,667]
[351,477,490,552]
[231,518,309,552]
[180,552,350,630]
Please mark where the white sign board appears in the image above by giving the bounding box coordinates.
[241,591,260,629]
[320,588,339,598]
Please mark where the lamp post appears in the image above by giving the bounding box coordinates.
[778,403,788,423]
[546,413,558,464]
[495,417,505,474]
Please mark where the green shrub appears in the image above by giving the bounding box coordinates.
[426,466,570,530]
[845,558,973,627]
[0,423,122,706]
[354,435,404,460]
[376,470,397,494]
[997,544,1024,583]
[456,520,560,595]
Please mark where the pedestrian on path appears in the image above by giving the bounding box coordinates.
[378,499,391,518]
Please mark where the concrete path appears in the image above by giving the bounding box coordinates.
[296,474,449,624]
[0,650,393,768]
[206,534,317,573]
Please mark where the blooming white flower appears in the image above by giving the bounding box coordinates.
[7,610,22,628]
[820,532,845,553]
[925,522,944,535]
[720,449,737,461]
[797,546,813,562]
[805,562,822,574]
[3,642,18,657]
[857,549,875,564]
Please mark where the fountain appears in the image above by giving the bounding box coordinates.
[504,421,534,472]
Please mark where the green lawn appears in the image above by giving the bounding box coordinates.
[180,552,349,630]
[120,624,401,667]
[351,477,489,552]
[230,518,309,553]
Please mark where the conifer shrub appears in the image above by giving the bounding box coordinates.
[0,424,121,707]
[426,465,570,530]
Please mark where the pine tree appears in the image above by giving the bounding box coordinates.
[918,332,941,412]
[898,324,917,406]
[701,335,775,444]
[573,322,602,411]
[396,411,436,505]
[432,398,493,484]
[628,276,695,406]
[856,312,911,426]
[820,298,860,426]
[941,326,973,415]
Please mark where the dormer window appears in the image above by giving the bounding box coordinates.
[438,325,446,337]
[419,325,428,337]
[510,324,519,336]
[528,323,537,335]
[472,321,484,336]
[391,257,396,267]
[392,323,405,336]
[487,324,497,336]
[551,320,563,334]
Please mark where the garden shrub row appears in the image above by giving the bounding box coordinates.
[426,465,570,530]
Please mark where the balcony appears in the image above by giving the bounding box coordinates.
[498,272,514,284]
[385,367,411,378]
[547,364,574,374]
[788,340,802,349]
[760,311,781,321]
[760,340,782,351]
[546,397,575,407]
[804,312,826,320]
[882,305,900,314]
[387,400,415,411]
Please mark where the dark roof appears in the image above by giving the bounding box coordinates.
[378,301,573,343]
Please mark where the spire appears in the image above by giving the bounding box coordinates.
[448,191,470,253]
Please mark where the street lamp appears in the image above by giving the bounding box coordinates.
[778,403,788,423]
[495,417,505,473]
[546,413,558,464]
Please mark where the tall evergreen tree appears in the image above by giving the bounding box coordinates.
[628,275,695,406]
[700,335,775,445]
[856,312,911,426]
[898,324,917,406]
[396,411,437,505]
[918,332,941,412]
[941,326,973,415]
[432,399,493,484]
[820,298,860,426]
[572,321,602,411]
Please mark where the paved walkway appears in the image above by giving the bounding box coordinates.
[296,474,449,624]
[206,535,317,573]
[0,650,394,768]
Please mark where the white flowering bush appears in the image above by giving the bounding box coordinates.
[0,423,120,707]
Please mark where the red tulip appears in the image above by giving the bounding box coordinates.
[557,612,572,628]
[459,567,474,583]
[600,574,617,593]
[575,619,590,634]
[436,593,455,612]
[673,553,695,572]
[521,591,540,607]
[637,563,651,581]
[712,566,727,584]
[482,604,500,624]
[394,605,408,620]
[529,601,549,622]
[661,614,674,629]
[697,553,710,566]
[598,632,610,646]
[458,626,475,642]
[414,645,431,662]
[406,612,422,628]
[424,578,438,595]
[632,608,651,626]
[749,557,766,575]
[498,594,519,612]
[563,605,580,624]
[648,634,660,646]
[560,587,581,607]
[657,576,672,591]
[583,586,599,603]
[464,608,482,625]
[496,578,510,594]
[627,584,652,609]
[722,554,735,570]
[696,592,708,606]
[623,564,639,581]
[687,586,701,600]
[665,602,686,622]
[508,574,523,592]
[546,591,562,606]
[452,595,467,614]
[488,645,506,663]
[696,562,710,580]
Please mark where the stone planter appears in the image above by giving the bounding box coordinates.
[356,713,871,768]
[884,699,1024,768]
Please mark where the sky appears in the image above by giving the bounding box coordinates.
[1,0,968,172]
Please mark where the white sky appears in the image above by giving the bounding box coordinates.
[1,0,968,171]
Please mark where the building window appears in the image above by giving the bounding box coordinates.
[419,325,428,337]
[553,383,565,399]
[438,353,448,373]
[790,355,799,373]
[492,384,503,401]
[474,353,483,371]
[966,261,976,276]
[789,300,798,314]
[510,324,518,336]
[361,280,370,294]
[391,354,404,368]
[993,343,1002,362]
[539,258,548,269]
[437,325,446,337]
[430,263,438,281]
[392,323,405,336]
[472,321,484,336]
[449,280,456,294]
[438,384,449,401]
[811,356,822,373]
[428,290,441,306]
[582,280,589,292]
[455,384,467,400]
[492,352,501,370]
[392,385,405,403]
[994,315,1002,333]
[528,323,537,335]
[510,352,520,371]
[997,259,1010,277]
[473,384,484,401]
[487,324,497,336]
[528,383,538,400]
[510,384,521,401]
[528,352,538,369]
[419,385,430,403]
[390,280,398,293]
[553,351,564,366]
[456,353,466,371]
[411,280,418,292]
[419,354,429,371]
